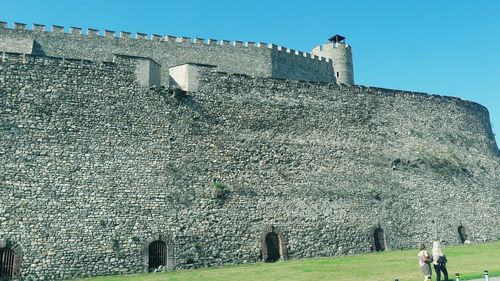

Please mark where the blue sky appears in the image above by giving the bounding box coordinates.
[1,0,499,146]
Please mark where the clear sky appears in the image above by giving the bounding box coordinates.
[1,0,499,146]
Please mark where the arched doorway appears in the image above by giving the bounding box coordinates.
[373,227,386,252]
[458,226,467,244]
[142,234,174,272]
[0,240,22,280]
[265,232,280,262]
[148,240,167,270]
[1,247,15,279]
[260,225,287,262]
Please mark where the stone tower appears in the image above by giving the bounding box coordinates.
[311,35,354,85]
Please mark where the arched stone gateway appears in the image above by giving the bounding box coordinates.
[260,225,287,262]
[369,225,389,252]
[265,232,280,262]
[458,225,468,244]
[0,239,23,280]
[373,227,386,252]
[141,234,175,272]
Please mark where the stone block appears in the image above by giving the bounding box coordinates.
[70,26,81,35]
[14,22,26,30]
[134,57,161,87]
[104,30,115,38]
[194,38,205,44]
[33,24,46,32]
[120,31,131,39]
[169,63,215,92]
[52,25,64,33]
[88,28,99,37]
[136,33,148,40]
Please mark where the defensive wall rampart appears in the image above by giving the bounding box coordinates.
[0,52,499,280]
[0,21,336,85]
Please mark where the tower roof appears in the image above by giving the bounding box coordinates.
[328,35,346,43]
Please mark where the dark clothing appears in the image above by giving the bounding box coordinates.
[434,264,449,281]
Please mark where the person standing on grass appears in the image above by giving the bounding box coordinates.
[432,241,449,281]
[418,243,433,281]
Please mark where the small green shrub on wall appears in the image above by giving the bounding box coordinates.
[213,181,225,190]
[211,181,226,199]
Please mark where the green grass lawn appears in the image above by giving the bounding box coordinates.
[74,241,500,281]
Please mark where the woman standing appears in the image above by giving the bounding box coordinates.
[432,241,449,281]
[418,243,432,281]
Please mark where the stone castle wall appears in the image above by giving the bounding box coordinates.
[1,52,499,280]
[0,22,336,85]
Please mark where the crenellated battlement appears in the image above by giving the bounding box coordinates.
[0,48,484,117]
[0,49,449,98]
[314,42,352,52]
[0,20,332,63]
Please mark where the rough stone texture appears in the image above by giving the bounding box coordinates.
[270,48,335,82]
[0,50,499,280]
[0,37,33,54]
[0,27,335,85]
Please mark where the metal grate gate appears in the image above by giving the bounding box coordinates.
[148,241,166,270]
[0,247,14,280]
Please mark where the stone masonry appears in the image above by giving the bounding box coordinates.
[0,22,499,281]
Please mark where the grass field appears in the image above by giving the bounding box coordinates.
[74,241,500,281]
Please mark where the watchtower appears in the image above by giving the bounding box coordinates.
[311,35,354,85]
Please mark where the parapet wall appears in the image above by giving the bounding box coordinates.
[1,53,499,280]
[0,21,336,84]
[0,51,162,89]
[1,51,95,65]
[270,47,335,82]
